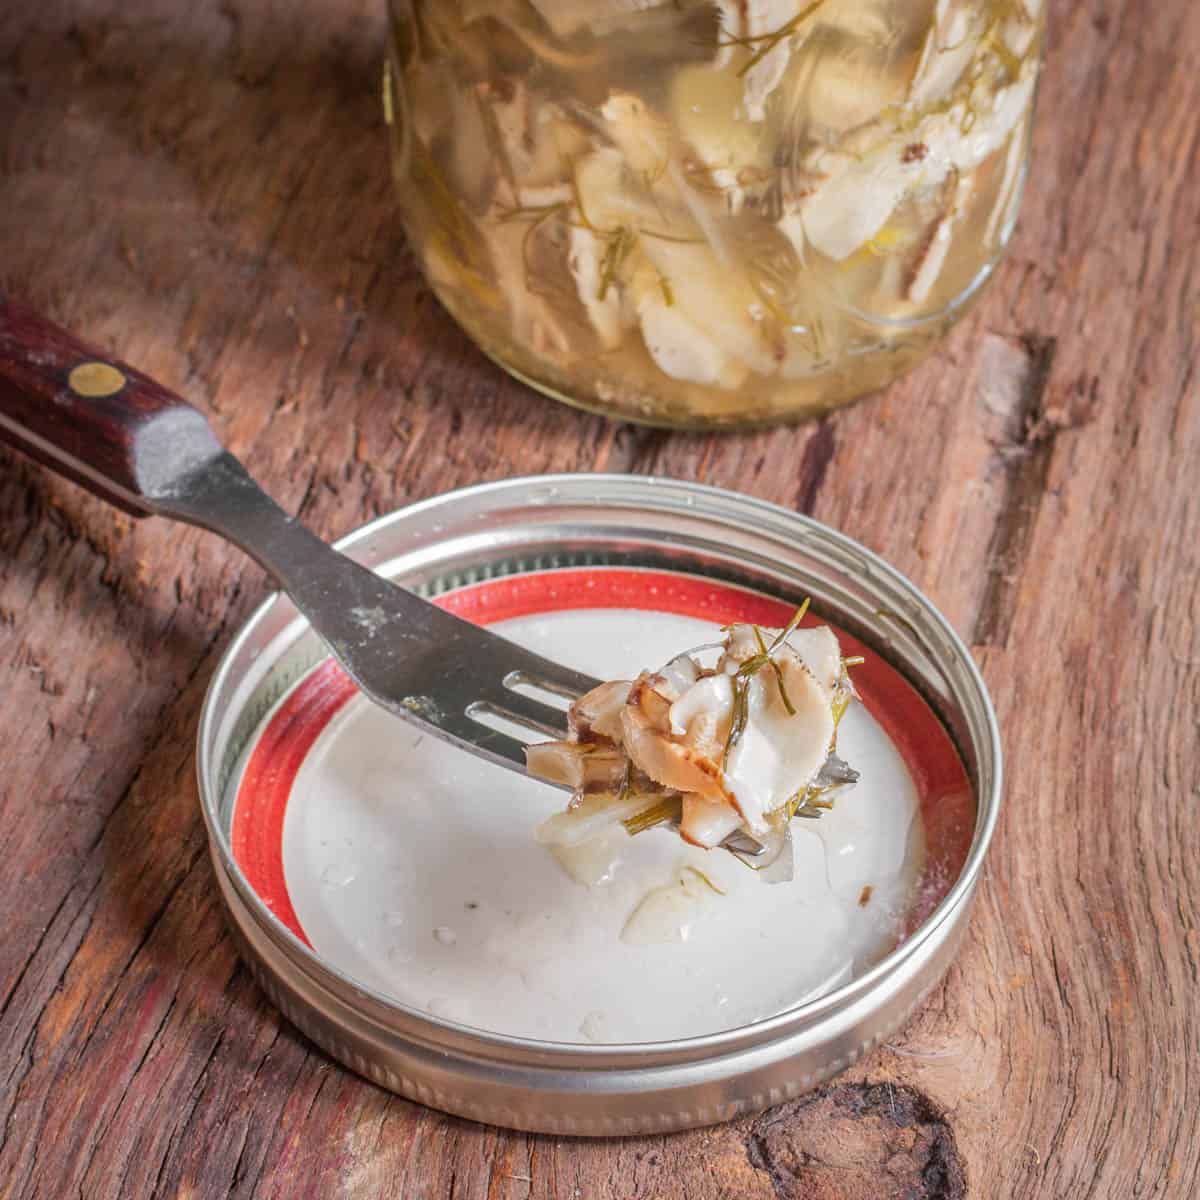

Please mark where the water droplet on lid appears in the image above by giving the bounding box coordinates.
[320,863,357,887]
[384,910,406,928]
[434,926,457,945]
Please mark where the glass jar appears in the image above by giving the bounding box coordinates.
[384,0,1043,428]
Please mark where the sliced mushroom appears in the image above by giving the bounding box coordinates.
[524,740,629,791]
[567,225,633,349]
[572,146,639,234]
[737,0,820,123]
[679,792,744,848]
[720,621,840,683]
[668,672,734,753]
[908,0,982,111]
[732,0,899,124]
[621,673,731,800]
[633,265,752,388]
[637,237,783,375]
[796,37,905,137]
[482,220,573,356]
[476,81,591,209]
[797,61,1038,260]
[657,652,705,699]
[906,171,974,305]
[722,649,835,833]
[671,62,771,212]
[600,92,672,176]
[781,625,843,692]
[569,679,634,742]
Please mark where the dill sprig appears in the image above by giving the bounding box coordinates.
[495,201,568,224]
[723,674,751,768]
[723,650,771,766]
[718,1,827,78]
[784,784,836,821]
[723,600,813,766]
[597,225,636,300]
[769,597,811,651]
[754,625,795,716]
[623,793,683,836]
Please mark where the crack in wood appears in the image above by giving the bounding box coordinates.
[972,333,1062,647]
[76,992,180,1196]
[223,1023,284,1194]
[747,1081,967,1199]
[0,879,80,1025]
[0,867,106,1158]
[143,1019,233,1200]
[794,418,836,516]
[597,423,669,475]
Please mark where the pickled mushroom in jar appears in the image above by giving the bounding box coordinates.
[526,608,864,861]
[387,0,1044,423]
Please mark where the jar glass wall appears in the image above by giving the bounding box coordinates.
[385,0,1043,428]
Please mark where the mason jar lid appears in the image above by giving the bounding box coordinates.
[197,474,1001,1135]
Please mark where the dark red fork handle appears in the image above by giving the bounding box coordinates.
[0,295,222,515]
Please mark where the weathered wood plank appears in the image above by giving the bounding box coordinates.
[0,0,1197,1196]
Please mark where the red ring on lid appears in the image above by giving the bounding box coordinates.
[232,569,973,946]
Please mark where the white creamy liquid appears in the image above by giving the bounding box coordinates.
[280,608,924,1043]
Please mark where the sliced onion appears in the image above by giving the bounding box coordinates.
[534,791,650,848]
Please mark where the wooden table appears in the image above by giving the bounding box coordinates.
[1,1,1196,1196]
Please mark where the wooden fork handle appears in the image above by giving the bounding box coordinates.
[0,295,222,515]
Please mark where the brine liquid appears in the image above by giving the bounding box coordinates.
[279,609,925,1043]
[386,0,1043,426]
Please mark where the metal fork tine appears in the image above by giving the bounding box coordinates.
[467,699,565,741]
[388,700,537,772]
[721,831,766,855]
[474,688,570,737]
[493,654,597,702]
[503,670,587,701]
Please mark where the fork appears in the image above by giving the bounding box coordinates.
[0,298,768,857]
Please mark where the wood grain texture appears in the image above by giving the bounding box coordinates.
[0,1,1197,1197]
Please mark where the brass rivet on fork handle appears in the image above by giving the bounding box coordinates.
[68,361,126,398]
